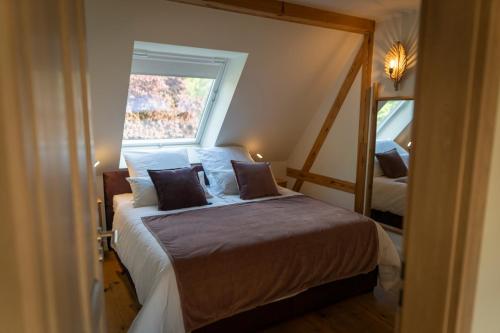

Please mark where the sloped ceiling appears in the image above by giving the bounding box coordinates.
[86,0,363,171]
[288,0,420,20]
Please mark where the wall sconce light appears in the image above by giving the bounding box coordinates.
[385,41,407,91]
[255,153,263,160]
[93,160,101,168]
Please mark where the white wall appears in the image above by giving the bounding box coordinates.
[286,46,363,210]
[85,0,360,174]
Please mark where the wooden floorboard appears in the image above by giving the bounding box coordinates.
[103,251,397,333]
[103,251,141,333]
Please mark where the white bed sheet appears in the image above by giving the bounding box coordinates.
[372,176,407,216]
[112,188,401,333]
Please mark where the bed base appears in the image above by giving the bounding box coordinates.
[371,209,404,230]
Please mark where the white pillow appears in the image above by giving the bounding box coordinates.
[197,171,213,199]
[196,146,253,172]
[123,148,190,177]
[126,177,157,208]
[401,153,410,167]
[196,146,253,194]
[207,170,239,195]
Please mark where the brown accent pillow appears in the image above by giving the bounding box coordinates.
[375,148,408,178]
[148,168,208,211]
[231,160,280,200]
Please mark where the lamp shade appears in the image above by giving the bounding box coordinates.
[384,41,407,91]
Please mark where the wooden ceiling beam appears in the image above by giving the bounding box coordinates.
[166,0,375,34]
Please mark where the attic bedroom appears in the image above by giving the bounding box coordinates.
[2,1,500,333]
[86,1,415,329]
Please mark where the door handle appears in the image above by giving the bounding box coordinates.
[97,228,118,262]
[97,229,118,244]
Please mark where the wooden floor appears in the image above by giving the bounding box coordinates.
[103,251,398,333]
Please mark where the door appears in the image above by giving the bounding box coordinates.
[0,0,104,332]
[400,0,500,332]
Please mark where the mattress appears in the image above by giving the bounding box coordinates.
[112,188,401,333]
[372,176,407,216]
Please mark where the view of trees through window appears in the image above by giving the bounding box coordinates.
[123,74,214,141]
[376,100,401,128]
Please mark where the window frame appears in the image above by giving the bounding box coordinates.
[122,51,228,148]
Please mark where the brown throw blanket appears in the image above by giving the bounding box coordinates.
[142,195,378,331]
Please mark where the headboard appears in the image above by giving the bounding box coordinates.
[102,163,205,231]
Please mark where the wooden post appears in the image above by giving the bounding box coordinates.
[354,32,374,213]
[364,82,380,216]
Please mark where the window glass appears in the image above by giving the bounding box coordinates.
[376,100,401,127]
[123,74,215,141]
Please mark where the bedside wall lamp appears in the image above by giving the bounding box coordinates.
[255,153,263,160]
[385,41,407,91]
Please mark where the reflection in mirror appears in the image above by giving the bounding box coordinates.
[371,99,414,232]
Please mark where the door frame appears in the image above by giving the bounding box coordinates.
[0,0,104,332]
[400,0,500,332]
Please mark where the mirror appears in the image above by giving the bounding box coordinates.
[370,98,414,232]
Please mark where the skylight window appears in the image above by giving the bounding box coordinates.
[122,50,227,147]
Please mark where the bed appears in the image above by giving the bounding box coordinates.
[103,168,400,333]
[372,176,407,217]
[371,140,409,228]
